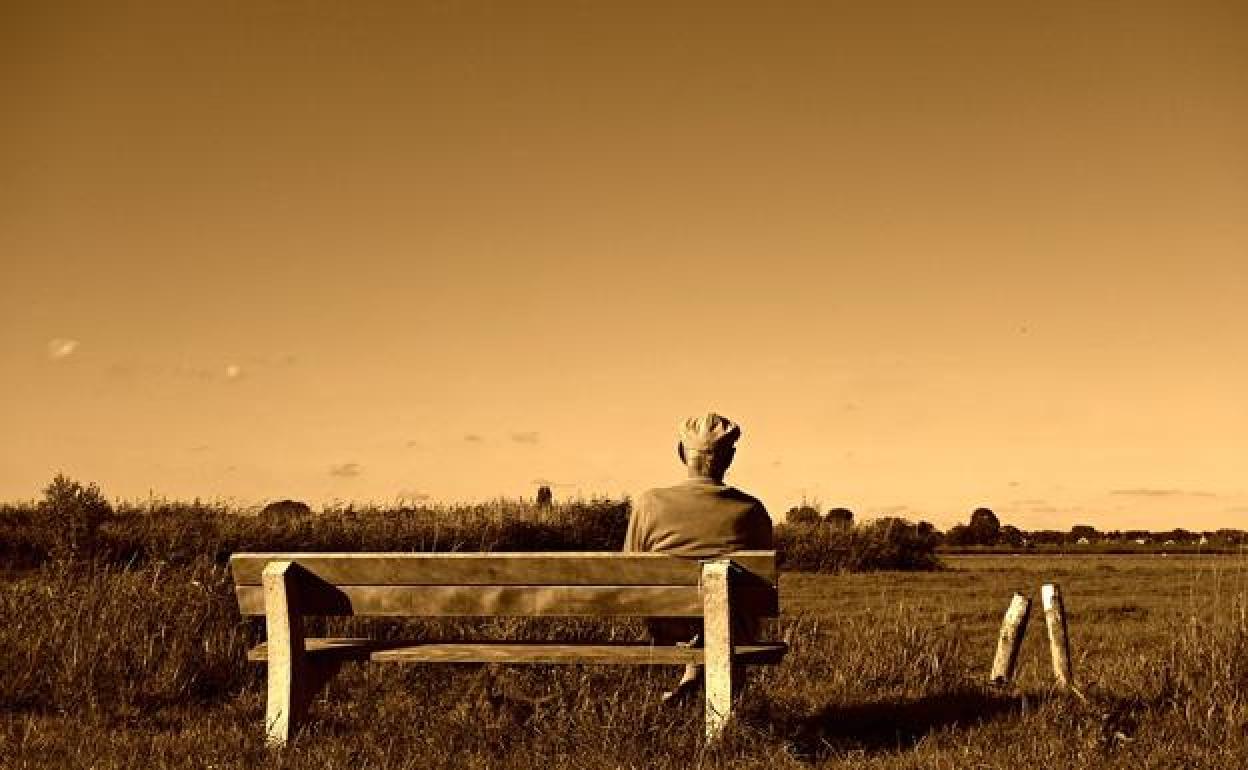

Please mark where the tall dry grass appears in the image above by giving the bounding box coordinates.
[2,553,1247,767]
[2,490,939,574]
[0,497,631,571]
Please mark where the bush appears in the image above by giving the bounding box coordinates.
[786,505,821,526]
[37,474,113,562]
[776,516,940,572]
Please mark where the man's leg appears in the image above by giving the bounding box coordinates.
[645,618,703,704]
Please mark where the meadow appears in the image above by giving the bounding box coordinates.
[1,494,1246,768]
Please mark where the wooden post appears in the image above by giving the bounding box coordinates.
[1041,583,1073,690]
[990,593,1032,685]
[701,560,734,741]
[262,561,311,747]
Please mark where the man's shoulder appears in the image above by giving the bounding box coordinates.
[640,481,767,510]
[636,482,700,500]
[719,484,767,509]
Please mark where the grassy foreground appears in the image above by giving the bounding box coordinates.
[2,552,1246,768]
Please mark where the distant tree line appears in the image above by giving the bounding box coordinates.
[785,502,1247,548]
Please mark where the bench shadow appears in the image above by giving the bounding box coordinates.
[768,689,1037,760]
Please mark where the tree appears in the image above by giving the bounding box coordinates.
[1070,525,1099,542]
[999,525,1025,547]
[1028,529,1066,545]
[968,508,1001,545]
[1215,529,1246,545]
[786,505,820,526]
[39,473,112,561]
[536,486,553,507]
[824,507,854,531]
[944,524,974,546]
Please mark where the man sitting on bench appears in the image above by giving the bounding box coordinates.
[624,412,774,703]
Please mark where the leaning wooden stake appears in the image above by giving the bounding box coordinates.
[990,593,1032,684]
[701,560,735,741]
[1041,583,1073,691]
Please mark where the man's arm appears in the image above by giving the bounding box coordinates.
[623,494,650,552]
[749,503,775,549]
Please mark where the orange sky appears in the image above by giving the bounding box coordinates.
[3,0,1246,529]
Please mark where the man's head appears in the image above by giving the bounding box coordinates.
[676,412,741,482]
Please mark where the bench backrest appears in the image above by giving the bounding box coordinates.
[230,551,777,618]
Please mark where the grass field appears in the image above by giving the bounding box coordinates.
[2,550,1246,768]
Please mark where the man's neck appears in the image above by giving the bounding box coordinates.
[684,473,725,485]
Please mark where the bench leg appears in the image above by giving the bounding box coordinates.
[701,560,735,741]
[262,561,323,747]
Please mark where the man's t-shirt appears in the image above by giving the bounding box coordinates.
[624,477,774,557]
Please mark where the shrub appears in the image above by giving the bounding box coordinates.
[37,474,112,562]
[786,505,821,526]
[776,516,940,572]
[258,499,312,520]
[824,507,854,530]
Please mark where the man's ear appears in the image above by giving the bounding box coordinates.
[677,442,687,465]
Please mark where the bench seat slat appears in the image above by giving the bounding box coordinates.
[235,583,778,618]
[230,552,776,586]
[246,639,788,665]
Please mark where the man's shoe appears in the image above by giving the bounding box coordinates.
[660,675,703,706]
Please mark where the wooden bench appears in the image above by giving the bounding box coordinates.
[229,550,784,745]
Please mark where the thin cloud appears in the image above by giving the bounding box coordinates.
[242,353,298,367]
[47,338,79,360]
[106,362,139,379]
[174,364,215,381]
[188,445,210,453]
[464,434,484,443]
[404,440,422,449]
[329,462,362,478]
[397,489,431,503]
[510,431,540,444]
[1013,499,1049,506]
[1111,488,1217,498]
[1225,506,1248,514]
[871,505,910,515]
